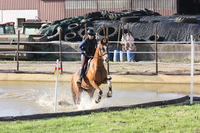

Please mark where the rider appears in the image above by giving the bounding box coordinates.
[77,29,98,85]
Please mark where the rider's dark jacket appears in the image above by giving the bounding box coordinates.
[78,38,98,56]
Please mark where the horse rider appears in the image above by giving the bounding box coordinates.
[77,29,98,86]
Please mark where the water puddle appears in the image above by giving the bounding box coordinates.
[0,81,200,117]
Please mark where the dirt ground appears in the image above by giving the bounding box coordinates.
[0,61,200,75]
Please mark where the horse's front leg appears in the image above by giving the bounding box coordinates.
[90,81,103,103]
[107,77,112,98]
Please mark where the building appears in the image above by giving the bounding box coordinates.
[0,0,65,27]
[0,0,199,27]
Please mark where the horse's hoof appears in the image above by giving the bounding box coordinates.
[107,91,112,98]
[95,96,101,103]
[95,99,101,103]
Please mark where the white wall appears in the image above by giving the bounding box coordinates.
[0,10,38,27]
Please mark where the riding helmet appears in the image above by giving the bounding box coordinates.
[87,29,95,36]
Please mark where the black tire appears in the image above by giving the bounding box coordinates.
[67,23,80,31]
[149,35,160,41]
[64,32,81,42]
[80,18,88,23]
[120,16,140,23]
[78,26,94,39]
[134,38,145,41]
[175,17,197,23]
[83,12,102,19]
[109,13,115,20]
[47,26,61,41]
[148,20,160,23]
[101,10,109,17]
[62,28,71,39]
[115,14,121,20]
[97,24,119,41]
[131,10,144,16]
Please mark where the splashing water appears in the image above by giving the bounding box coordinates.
[77,94,97,110]
[77,92,113,110]
[36,92,54,107]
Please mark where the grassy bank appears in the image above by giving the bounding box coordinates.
[1,104,200,133]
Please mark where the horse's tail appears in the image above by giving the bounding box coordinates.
[71,75,77,104]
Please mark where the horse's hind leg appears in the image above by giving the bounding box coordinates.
[71,87,81,105]
[107,78,112,98]
[71,76,83,105]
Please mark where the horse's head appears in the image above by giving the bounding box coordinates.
[98,38,109,63]
[100,38,108,45]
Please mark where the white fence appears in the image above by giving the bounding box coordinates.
[0,36,200,76]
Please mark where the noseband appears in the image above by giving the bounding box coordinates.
[98,45,108,60]
[99,48,107,56]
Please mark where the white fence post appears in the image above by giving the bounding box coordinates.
[54,59,59,112]
[190,35,194,105]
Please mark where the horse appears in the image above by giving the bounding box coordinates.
[71,38,112,104]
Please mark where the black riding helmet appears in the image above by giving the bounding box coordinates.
[87,29,95,36]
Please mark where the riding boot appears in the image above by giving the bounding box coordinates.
[77,69,83,87]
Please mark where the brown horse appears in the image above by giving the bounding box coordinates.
[71,38,112,104]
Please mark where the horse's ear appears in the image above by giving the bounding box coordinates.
[101,38,108,45]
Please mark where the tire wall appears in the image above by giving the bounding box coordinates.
[38,10,200,42]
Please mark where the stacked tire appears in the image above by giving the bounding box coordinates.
[64,18,94,42]
[97,24,120,41]
[64,22,82,41]
[175,17,197,23]
[120,16,140,23]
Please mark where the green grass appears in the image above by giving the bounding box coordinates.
[1,104,200,133]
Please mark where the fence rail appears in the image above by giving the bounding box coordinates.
[0,35,200,75]
[0,41,200,74]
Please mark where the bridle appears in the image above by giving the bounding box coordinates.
[99,45,108,56]
[94,44,108,61]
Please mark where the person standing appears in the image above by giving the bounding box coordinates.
[77,29,98,86]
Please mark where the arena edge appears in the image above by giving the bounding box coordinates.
[1,73,200,84]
